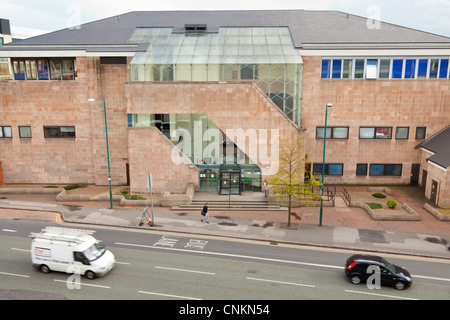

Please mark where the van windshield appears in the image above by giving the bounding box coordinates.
[83,243,106,262]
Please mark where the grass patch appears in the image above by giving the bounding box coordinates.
[372,193,386,198]
[366,202,382,209]
[43,185,58,188]
[64,184,87,190]
[121,191,146,200]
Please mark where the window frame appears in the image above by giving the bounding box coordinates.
[315,126,349,139]
[395,127,409,140]
[356,164,368,176]
[11,58,76,81]
[312,163,344,176]
[43,126,76,139]
[0,126,13,138]
[359,126,392,139]
[415,127,426,140]
[19,126,32,138]
[369,164,402,177]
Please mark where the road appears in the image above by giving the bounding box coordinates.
[1,218,449,304]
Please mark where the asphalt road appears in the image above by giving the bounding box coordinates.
[1,218,449,303]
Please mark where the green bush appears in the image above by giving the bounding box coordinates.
[387,200,397,209]
[366,202,382,209]
[372,193,386,198]
[64,184,87,190]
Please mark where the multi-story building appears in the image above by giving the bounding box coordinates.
[0,11,449,207]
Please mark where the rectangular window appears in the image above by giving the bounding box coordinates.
[429,59,439,78]
[62,59,75,80]
[379,59,390,78]
[359,127,392,139]
[356,164,368,176]
[43,126,75,138]
[417,59,428,78]
[395,127,409,139]
[316,127,349,139]
[25,60,37,80]
[13,60,25,80]
[0,126,12,138]
[366,59,377,79]
[354,59,364,78]
[313,163,343,176]
[404,59,416,79]
[321,59,331,79]
[415,127,426,139]
[37,59,49,80]
[19,126,32,138]
[439,59,449,78]
[392,59,403,78]
[342,60,352,78]
[50,59,62,80]
[369,164,402,176]
[332,59,342,78]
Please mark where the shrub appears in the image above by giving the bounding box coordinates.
[387,200,397,209]
[372,193,386,198]
[64,184,87,190]
[366,202,382,209]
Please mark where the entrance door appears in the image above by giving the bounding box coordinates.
[430,180,438,204]
[410,164,420,185]
[220,172,241,195]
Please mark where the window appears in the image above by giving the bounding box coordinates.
[321,59,331,79]
[19,126,32,138]
[25,60,37,80]
[43,126,75,138]
[313,163,344,176]
[395,127,409,139]
[50,59,62,80]
[356,164,368,176]
[359,127,392,139]
[316,127,349,139]
[366,59,377,79]
[332,60,342,78]
[342,60,352,78]
[0,126,12,138]
[429,59,439,78]
[37,60,49,80]
[439,59,449,78]
[13,60,25,80]
[417,59,428,79]
[369,164,402,176]
[392,59,403,79]
[415,127,426,139]
[62,59,75,80]
[404,59,416,79]
[354,59,364,78]
[11,58,75,81]
[379,59,390,78]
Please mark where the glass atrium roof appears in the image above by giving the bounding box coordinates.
[129,27,303,65]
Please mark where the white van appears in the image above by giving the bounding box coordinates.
[30,226,115,279]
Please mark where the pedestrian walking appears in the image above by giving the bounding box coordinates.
[201,203,209,223]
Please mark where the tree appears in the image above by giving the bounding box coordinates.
[266,133,321,226]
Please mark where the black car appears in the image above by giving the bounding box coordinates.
[345,254,412,290]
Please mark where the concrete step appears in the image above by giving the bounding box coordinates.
[171,203,288,211]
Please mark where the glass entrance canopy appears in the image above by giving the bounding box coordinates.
[129,27,303,126]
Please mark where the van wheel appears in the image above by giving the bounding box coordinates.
[350,275,361,285]
[40,265,50,274]
[85,270,96,280]
[394,281,406,290]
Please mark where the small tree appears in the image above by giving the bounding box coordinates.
[266,133,321,226]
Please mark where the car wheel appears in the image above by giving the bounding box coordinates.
[40,265,50,274]
[85,270,96,280]
[394,281,406,290]
[350,275,361,285]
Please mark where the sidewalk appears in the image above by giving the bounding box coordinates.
[0,185,449,259]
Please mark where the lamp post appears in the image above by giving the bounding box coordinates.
[88,98,113,209]
[319,103,332,226]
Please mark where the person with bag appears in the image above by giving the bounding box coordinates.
[201,203,209,223]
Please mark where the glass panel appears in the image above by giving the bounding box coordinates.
[395,127,409,139]
[332,59,341,78]
[342,60,352,78]
[379,59,390,78]
[356,164,367,176]
[316,127,331,139]
[25,60,37,80]
[19,126,32,138]
[375,127,391,139]
[366,59,377,79]
[37,59,49,80]
[2,126,12,138]
[392,59,403,78]
[321,59,330,78]
[359,127,375,139]
[429,59,439,78]
[439,59,448,78]
[415,127,426,139]
[13,60,25,80]
[370,164,384,176]
[354,59,364,78]
[404,59,416,79]
[386,164,402,176]
[50,59,62,80]
[417,59,428,78]
[333,127,348,139]
[328,164,343,175]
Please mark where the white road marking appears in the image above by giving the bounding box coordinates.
[1,229,17,233]
[412,275,450,282]
[53,279,110,289]
[138,290,202,300]
[0,271,30,278]
[11,247,30,252]
[344,289,419,300]
[155,266,215,275]
[247,277,315,288]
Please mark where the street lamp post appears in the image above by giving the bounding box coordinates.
[88,98,113,209]
[319,103,332,226]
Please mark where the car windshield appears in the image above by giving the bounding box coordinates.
[83,243,106,262]
[381,258,396,272]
